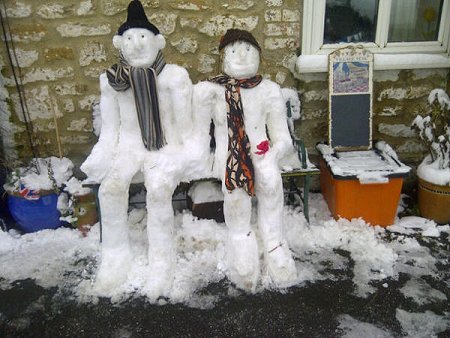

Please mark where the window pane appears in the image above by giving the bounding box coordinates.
[324,0,379,44]
[388,0,443,42]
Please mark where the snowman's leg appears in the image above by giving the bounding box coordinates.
[143,161,178,300]
[223,187,260,292]
[95,155,141,293]
[254,160,297,288]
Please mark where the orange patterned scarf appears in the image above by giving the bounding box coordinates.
[208,74,262,196]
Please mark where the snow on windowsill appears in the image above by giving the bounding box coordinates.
[295,53,450,74]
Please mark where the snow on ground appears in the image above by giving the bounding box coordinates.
[396,309,450,338]
[0,193,448,335]
[337,314,393,338]
[399,278,447,306]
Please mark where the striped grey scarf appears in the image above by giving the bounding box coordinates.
[106,51,166,150]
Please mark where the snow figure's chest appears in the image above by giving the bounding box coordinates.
[116,77,168,132]
[117,90,140,131]
[214,86,267,130]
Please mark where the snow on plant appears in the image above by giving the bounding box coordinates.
[3,157,74,196]
[412,88,450,170]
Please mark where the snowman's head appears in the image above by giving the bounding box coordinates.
[220,29,261,79]
[112,0,165,67]
[113,28,165,68]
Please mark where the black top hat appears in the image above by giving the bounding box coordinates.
[219,29,261,52]
[118,0,160,35]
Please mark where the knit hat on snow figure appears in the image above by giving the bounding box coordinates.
[118,0,160,36]
[219,29,261,52]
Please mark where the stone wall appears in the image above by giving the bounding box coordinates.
[1,0,449,184]
[0,0,302,165]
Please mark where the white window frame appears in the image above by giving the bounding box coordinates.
[298,0,450,72]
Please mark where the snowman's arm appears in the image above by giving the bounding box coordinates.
[192,81,217,145]
[81,73,120,182]
[266,85,292,160]
[168,66,193,143]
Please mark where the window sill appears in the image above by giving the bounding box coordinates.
[295,53,450,75]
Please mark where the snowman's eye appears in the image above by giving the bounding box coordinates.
[246,46,250,51]
[141,35,145,38]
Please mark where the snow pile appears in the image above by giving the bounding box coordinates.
[396,309,450,338]
[337,315,393,338]
[400,278,447,306]
[3,157,74,194]
[64,177,92,196]
[0,194,447,315]
[286,208,397,297]
[389,236,439,279]
[0,227,98,291]
[388,216,448,237]
[188,181,223,203]
[417,156,450,186]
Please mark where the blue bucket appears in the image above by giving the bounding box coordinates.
[7,193,61,233]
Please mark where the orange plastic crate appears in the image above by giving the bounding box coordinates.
[319,158,404,227]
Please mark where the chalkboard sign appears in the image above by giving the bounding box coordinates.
[328,46,373,150]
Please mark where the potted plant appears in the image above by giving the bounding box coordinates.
[412,88,450,224]
[60,177,98,237]
[3,157,74,233]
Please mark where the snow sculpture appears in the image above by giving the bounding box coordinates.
[193,29,297,291]
[81,0,199,298]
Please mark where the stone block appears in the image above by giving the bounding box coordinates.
[79,42,107,66]
[44,48,75,62]
[171,37,198,54]
[265,9,281,22]
[37,4,70,19]
[11,24,46,42]
[5,1,32,18]
[169,2,209,10]
[378,123,416,138]
[79,95,99,111]
[282,9,300,22]
[199,15,258,37]
[57,23,111,37]
[13,49,39,68]
[22,67,74,84]
[264,37,298,50]
[265,0,283,7]
[150,13,177,35]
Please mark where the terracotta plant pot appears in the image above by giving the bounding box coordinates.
[418,178,450,225]
[73,193,98,236]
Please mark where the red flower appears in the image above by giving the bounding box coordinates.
[255,140,269,155]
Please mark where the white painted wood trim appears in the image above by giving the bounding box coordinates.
[295,53,450,74]
[298,0,450,74]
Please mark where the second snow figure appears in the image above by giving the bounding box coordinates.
[194,29,298,291]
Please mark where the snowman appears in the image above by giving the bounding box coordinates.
[81,0,198,299]
[193,29,297,291]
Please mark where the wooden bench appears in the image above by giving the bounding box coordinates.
[281,101,320,222]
